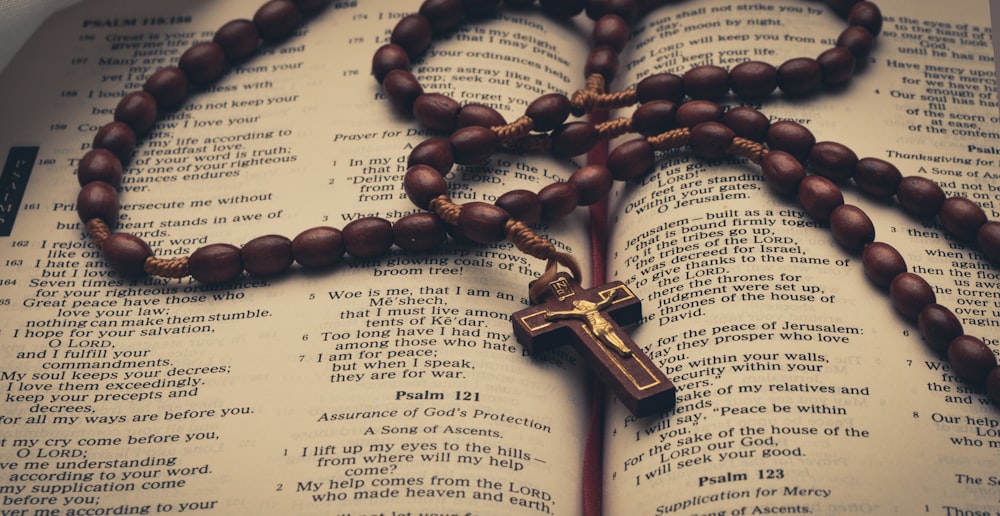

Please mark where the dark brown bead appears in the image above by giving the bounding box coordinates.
[987,367,1000,404]
[569,164,613,206]
[808,141,858,182]
[948,335,998,386]
[526,93,571,132]
[729,61,777,99]
[213,19,259,62]
[371,44,411,84]
[419,0,463,32]
[457,103,506,128]
[449,126,498,165]
[897,176,945,218]
[825,0,861,17]
[391,14,433,57]
[540,0,586,17]
[777,57,822,96]
[939,197,987,240]
[917,304,963,355]
[836,26,875,62]
[77,181,119,225]
[689,122,734,161]
[848,1,882,36]
[862,242,906,288]
[292,226,344,268]
[636,73,684,103]
[92,122,136,164]
[675,100,723,129]
[179,42,226,86]
[413,93,460,132]
[766,120,815,162]
[143,66,189,109]
[538,182,578,221]
[889,272,935,320]
[78,149,122,188]
[585,46,619,83]
[383,69,424,113]
[797,175,844,221]
[463,0,501,17]
[587,0,637,22]
[404,164,448,209]
[458,202,509,244]
[631,100,676,136]
[721,107,770,142]
[253,0,302,42]
[342,217,394,258]
[393,212,446,252]
[829,204,875,252]
[607,138,654,181]
[593,14,629,52]
[101,233,152,277]
[817,47,856,87]
[408,138,454,174]
[496,190,542,225]
[761,150,806,197]
[551,122,599,158]
[683,65,729,101]
[977,221,1000,262]
[294,0,328,13]
[189,244,243,283]
[242,235,293,276]
[854,157,901,198]
[114,91,158,135]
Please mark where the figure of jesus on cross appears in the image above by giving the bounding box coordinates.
[542,291,633,358]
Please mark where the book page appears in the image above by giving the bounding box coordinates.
[604,0,1000,514]
[0,1,599,514]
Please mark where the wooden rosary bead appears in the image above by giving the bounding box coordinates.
[675,100,722,130]
[413,93,461,132]
[862,242,906,288]
[241,234,294,276]
[592,14,629,52]
[77,182,120,225]
[836,25,875,61]
[419,0,463,32]
[688,122,734,161]
[897,176,945,218]
[526,93,572,132]
[294,0,329,13]
[761,150,806,197]
[407,138,454,174]
[179,42,227,86]
[456,103,506,129]
[853,157,901,198]
[635,73,684,103]
[189,244,243,284]
[551,122,599,157]
[585,46,620,83]
[213,19,260,62]
[977,221,1000,262]
[988,368,1000,405]
[797,175,844,221]
[683,65,729,101]
[457,202,510,244]
[383,69,424,113]
[607,138,654,181]
[588,0,638,23]
[449,125,498,165]
[917,304,964,355]
[391,14,433,57]
[948,335,998,386]
[825,0,862,17]
[939,197,987,241]
[721,106,770,143]
[93,122,137,163]
[808,141,858,182]
[143,66,189,109]
[403,165,448,209]
[829,204,875,252]
[766,120,815,162]
[777,57,822,96]
[100,233,152,277]
[538,182,579,220]
[253,0,302,42]
[114,91,158,135]
[848,1,883,36]
[817,47,856,87]
[569,164,613,206]
[496,190,543,225]
[540,0,587,18]
[78,149,122,188]
[342,217,394,258]
[889,272,935,320]
[371,44,411,83]
[631,100,677,137]
[463,0,502,18]
[729,61,778,99]
[393,212,447,252]
[291,226,345,268]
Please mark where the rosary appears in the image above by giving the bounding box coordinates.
[73,0,1000,417]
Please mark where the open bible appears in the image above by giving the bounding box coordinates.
[1,0,998,514]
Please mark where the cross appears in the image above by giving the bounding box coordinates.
[512,273,676,417]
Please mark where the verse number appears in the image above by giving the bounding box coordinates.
[758,469,784,480]
[456,391,480,402]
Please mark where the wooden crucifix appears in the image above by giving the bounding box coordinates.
[512,273,676,417]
